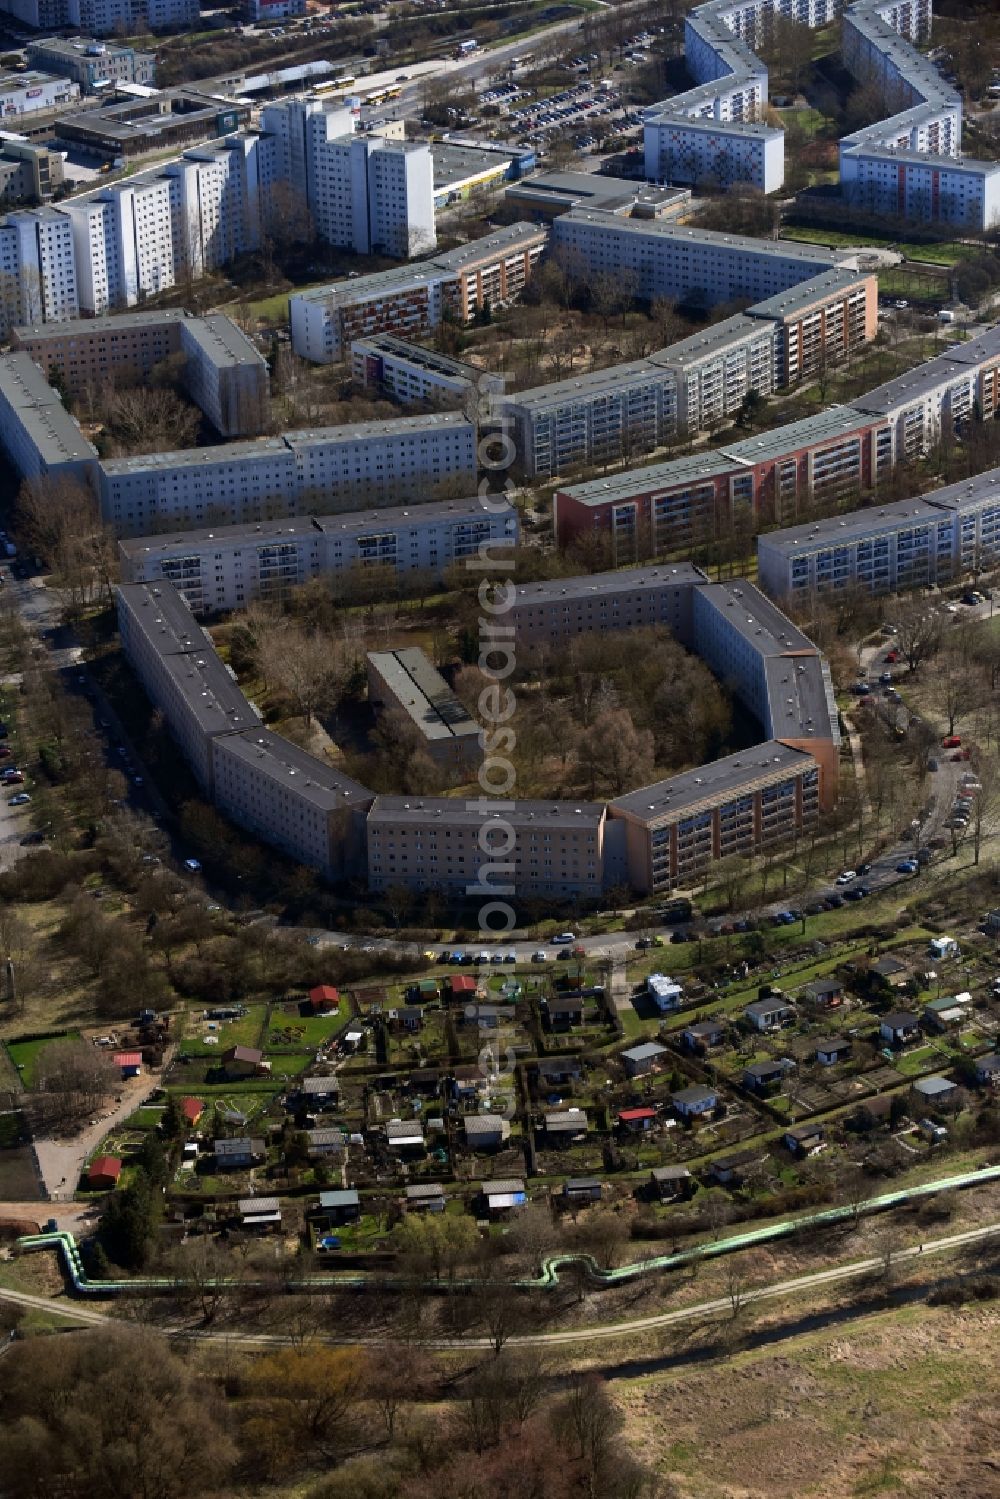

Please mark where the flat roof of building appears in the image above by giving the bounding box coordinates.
[0,352,98,467]
[431,221,547,270]
[116,579,207,651]
[645,112,782,140]
[368,795,605,830]
[556,208,848,266]
[102,411,471,475]
[349,332,486,383]
[27,35,150,58]
[851,329,1000,416]
[648,313,770,372]
[179,313,267,372]
[557,449,743,507]
[610,739,815,826]
[368,647,479,744]
[118,494,514,557]
[510,353,674,411]
[512,562,707,606]
[218,728,373,810]
[746,267,868,322]
[725,403,879,464]
[505,170,689,214]
[0,69,71,90]
[293,223,547,308]
[695,579,816,654]
[431,141,514,189]
[13,309,189,342]
[757,495,951,554]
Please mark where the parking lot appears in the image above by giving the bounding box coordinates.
[476,35,665,153]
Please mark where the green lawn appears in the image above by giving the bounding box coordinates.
[266,1007,349,1050]
[5,1032,81,1089]
[776,107,829,138]
[182,1006,266,1057]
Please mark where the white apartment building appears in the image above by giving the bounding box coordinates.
[0,206,78,328]
[62,177,174,313]
[853,324,1000,457]
[118,496,518,612]
[644,116,784,194]
[366,796,607,900]
[651,313,777,432]
[312,135,436,259]
[0,70,79,116]
[98,412,478,535]
[507,358,679,480]
[11,309,268,439]
[840,0,1000,229]
[69,0,198,32]
[550,211,848,307]
[758,464,1000,598]
[176,314,269,438]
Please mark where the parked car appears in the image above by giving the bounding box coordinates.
[942,735,961,748]
[835,869,857,885]
[552,931,576,944]
[183,858,202,872]
[896,859,919,874]
[532,950,549,962]
[8,793,30,805]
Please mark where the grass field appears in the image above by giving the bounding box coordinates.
[5,1032,80,1089]
[615,1299,1000,1499]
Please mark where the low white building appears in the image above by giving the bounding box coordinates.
[0,70,79,117]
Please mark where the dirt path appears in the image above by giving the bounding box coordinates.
[33,1070,167,1201]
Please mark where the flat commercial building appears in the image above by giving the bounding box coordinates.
[350,333,503,411]
[431,141,516,207]
[366,796,607,899]
[25,39,155,94]
[12,309,269,437]
[367,647,480,772]
[118,496,518,612]
[290,222,548,363]
[0,350,97,485]
[758,464,1000,598]
[504,170,690,221]
[0,70,79,117]
[98,412,477,536]
[54,87,248,162]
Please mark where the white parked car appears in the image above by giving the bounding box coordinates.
[835,870,857,885]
